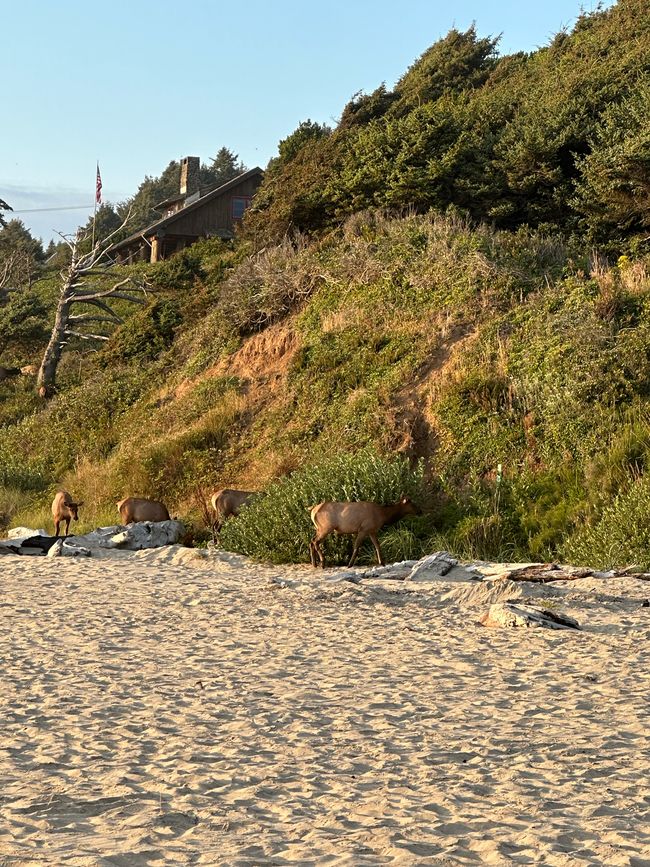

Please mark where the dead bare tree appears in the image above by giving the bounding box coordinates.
[0,250,35,295]
[37,215,152,398]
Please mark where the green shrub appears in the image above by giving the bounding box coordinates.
[101,299,182,363]
[220,449,426,564]
[561,474,650,569]
[427,513,521,562]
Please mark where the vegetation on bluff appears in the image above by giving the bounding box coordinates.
[1,0,650,567]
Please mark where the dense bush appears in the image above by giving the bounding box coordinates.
[220,450,426,564]
[562,474,650,569]
[246,1,650,247]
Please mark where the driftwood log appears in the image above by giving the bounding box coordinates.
[480,602,580,630]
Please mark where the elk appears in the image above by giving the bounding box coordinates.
[309,496,421,568]
[117,497,170,524]
[51,490,84,537]
[210,489,254,531]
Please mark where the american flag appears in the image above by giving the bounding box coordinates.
[95,164,102,204]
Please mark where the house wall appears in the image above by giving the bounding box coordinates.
[159,175,261,240]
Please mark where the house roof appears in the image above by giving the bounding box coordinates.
[109,167,264,253]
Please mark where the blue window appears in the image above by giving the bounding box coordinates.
[232,196,252,220]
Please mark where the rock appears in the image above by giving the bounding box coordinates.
[99,520,184,550]
[480,602,580,630]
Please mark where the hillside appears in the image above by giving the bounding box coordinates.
[1,0,650,568]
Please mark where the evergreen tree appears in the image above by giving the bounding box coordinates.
[201,147,246,187]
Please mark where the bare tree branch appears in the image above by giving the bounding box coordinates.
[67,315,122,325]
[63,329,111,342]
[37,209,156,397]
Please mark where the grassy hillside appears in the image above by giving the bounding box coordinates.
[2,1,650,567]
[2,212,650,567]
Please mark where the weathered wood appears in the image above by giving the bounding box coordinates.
[479,602,581,630]
[507,564,592,583]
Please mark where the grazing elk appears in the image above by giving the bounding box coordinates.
[309,496,421,568]
[210,488,254,531]
[117,497,170,524]
[51,490,84,537]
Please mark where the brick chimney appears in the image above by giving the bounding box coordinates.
[180,156,200,196]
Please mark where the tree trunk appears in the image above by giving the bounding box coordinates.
[37,298,70,398]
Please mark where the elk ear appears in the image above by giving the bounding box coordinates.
[76,501,84,508]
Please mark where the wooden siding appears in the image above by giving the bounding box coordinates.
[151,176,261,241]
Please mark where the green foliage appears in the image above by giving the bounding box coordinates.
[392,26,498,114]
[100,299,182,363]
[0,289,48,358]
[152,247,206,290]
[562,474,650,569]
[274,120,332,170]
[574,82,650,247]
[202,147,246,187]
[220,450,425,564]
[0,219,44,261]
[249,1,650,244]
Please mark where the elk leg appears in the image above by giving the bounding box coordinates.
[311,534,326,567]
[348,531,368,567]
[369,532,384,566]
[54,521,60,537]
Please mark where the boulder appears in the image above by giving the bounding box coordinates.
[99,520,184,551]
[480,602,580,630]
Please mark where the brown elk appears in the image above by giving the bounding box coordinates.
[51,491,84,537]
[117,497,170,524]
[309,496,421,568]
[210,489,254,531]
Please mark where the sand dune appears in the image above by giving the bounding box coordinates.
[1,550,649,865]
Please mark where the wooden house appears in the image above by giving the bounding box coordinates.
[109,158,263,264]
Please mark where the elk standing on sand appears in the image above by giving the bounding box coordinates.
[309,496,422,568]
[117,497,170,524]
[51,491,84,537]
[210,489,254,531]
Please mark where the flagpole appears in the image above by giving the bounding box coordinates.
[92,161,100,249]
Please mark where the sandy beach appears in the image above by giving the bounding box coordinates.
[1,548,650,866]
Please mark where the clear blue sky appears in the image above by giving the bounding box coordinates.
[2,0,613,245]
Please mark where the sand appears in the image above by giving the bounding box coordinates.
[1,548,649,866]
